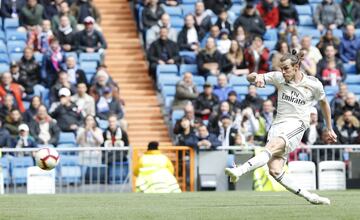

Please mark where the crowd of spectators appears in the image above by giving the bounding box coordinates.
[0,0,129,164]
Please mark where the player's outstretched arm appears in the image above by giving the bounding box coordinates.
[319,98,337,144]
[247,72,265,88]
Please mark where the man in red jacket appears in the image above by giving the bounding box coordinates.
[0,72,25,112]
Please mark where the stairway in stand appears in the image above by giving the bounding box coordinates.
[94,0,172,146]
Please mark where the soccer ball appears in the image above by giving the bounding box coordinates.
[35,147,60,170]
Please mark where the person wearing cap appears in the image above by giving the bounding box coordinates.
[75,16,107,54]
[50,71,76,104]
[227,90,242,114]
[0,72,25,112]
[233,3,266,37]
[194,83,219,120]
[3,109,24,138]
[256,0,280,29]
[19,0,44,29]
[172,72,198,110]
[244,35,270,74]
[70,0,101,27]
[215,9,232,36]
[177,14,201,54]
[51,87,84,132]
[96,86,124,121]
[197,37,222,77]
[142,0,165,29]
[134,141,181,193]
[11,123,37,148]
[218,114,238,146]
[240,84,264,112]
[56,15,77,52]
[217,28,231,54]
[51,1,77,34]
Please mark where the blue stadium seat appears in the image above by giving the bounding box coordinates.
[0,53,9,63]
[193,75,205,86]
[108,161,129,184]
[196,85,204,93]
[171,17,185,29]
[299,15,314,26]
[309,0,322,3]
[230,5,244,16]
[0,42,7,53]
[6,30,27,42]
[23,101,30,109]
[0,63,10,72]
[332,29,343,39]
[257,85,276,96]
[172,109,185,126]
[295,5,312,15]
[7,40,26,53]
[324,86,338,95]
[179,64,198,75]
[10,156,34,185]
[80,61,97,75]
[57,144,78,155]
[345,75,360,84]
[34,52,43,63]
[4,18,19,31]
[206,75,218,85]
[1,157,11,185]
[348,85,360,94]
[85,73,94,84]
[164,96,174,109]
[156,64,178,75]
[0,31,6,42]
[343,63,357,74]
[298,28,320,40]
[182,0,197,4]
[264,40,276,51]
[181,4,194,16]
[64,52,78,61]
[79,52,101,63]
[157,74,180,90]
[233,86,248,95]
[163,6,182,18]
[97,119,109,130]
[9,52,22,62]
[356,29,360,38]
[229,76,250,86]
[264,29,278,41]
[161,85,176,97]
[179,51,197,64]
[58,132,76,145]
[57,155,82,185]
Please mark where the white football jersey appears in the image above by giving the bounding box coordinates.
[264,71,326,127]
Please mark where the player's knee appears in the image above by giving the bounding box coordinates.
[269,168,282,178]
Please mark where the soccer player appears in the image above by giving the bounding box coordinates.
[225,50,337,205]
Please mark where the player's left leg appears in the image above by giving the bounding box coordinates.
[268,157,330,205]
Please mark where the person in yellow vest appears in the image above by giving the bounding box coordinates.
[134,141,181,193]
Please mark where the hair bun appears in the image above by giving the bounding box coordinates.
[291,49,297,55]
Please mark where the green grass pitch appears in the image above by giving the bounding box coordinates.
[0,191,359,220]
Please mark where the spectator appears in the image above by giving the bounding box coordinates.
[11,124,37,148]
[316,44,346,84]
[289,34,301,52]
[89,69,120,102]
[76,16,107,55]
[302,107,323,145]
[159,0,180,6]
[334,92,360,119]
[17,47,45,99]
[320,59,343,86]
[3,109,23,138]
[71,83,96,117]
[238,107,260,143]
[357,50,360,73]
[175,117,198,149]
[146,13,178,49]
[330,82,348,116]
[218,114,238,146]
[278,19,298,43]
[177,14,201,53]
[0,0,25,18]
[241,84,264,112]
[0,120,12,148]
[19,0,44,28]
[27,19,54,53]
[233,3,266,37]
[316,29,340,56]
[64,56,87,86]
[96,86,124,121]
[221,40,249,75]
[103,114,129,147]
[147,27,180,80]
[51,88,83,132]
[207,101,233,134]
[51,1,77,33]
[0,95,18,121]
[340,0,360,28]
[314,0,344,32]
[77,115,104,165]
[301,35,323,64]
[194,1,212,38]
[217,29,232,54]
[232,25,250,49]
[260,99,274,132]
[56,15,77,52]
[133,141,181,193]
[300,48,317,76]
[200,25,220,47]
[173,104,200,134]
[197,37,222,77]
[194,83,219,120]
[339,23,360,63]
[172,72,198,110]
[70,0,101,27]
[215,9,232,35]
[244,35,270,74]
[0,72,25,112]
[23,96,41,123]
[271,41,290,71]
[278,0,299,26]
[42,0,60,20]
[50,71,76,103]
[196,124,221,150]
[256,0,280,29]
[41,38,65,87]
[227,91,242,114]
[335,110,360,144]
[204,0,232,15]
[213,74,234,102]
[142,0,165,29]
[29,105,60,146]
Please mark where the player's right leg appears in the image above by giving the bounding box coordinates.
[225,137,286,183]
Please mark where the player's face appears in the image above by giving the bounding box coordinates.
[280,59,296,82]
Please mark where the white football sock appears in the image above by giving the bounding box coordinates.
[274,171,312,199]
[234,149,272,175]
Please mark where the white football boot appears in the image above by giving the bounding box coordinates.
[307,193,331,205]
[224,167,243,183]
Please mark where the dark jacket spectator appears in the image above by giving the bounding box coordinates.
[334,92,360,120]
[256,0,279,28]
[207,101,234,134]
[227,91,242,114]
[314,0,344,31]
[0,95,18,121]
[335,110,360,144]
[23,96,41,123]
[218,114,238,145]
[204,0,232,15]
[17,48,41,94]
[241,85,264,112]
[11,124,37,148]
[19,0,44,27]
[41,38,65,87]
[172,73,198,110]
[194,84,219,120]
[316,57,346,85]
[29,105,60,145]
[76,17,107,53]
[142,0,165,29]
[244,35,270,74]
[278,0,299,25]
[42,0,58,20]
[0,0,26,18]
[56,15,77,52]
[233,4,266,37]
[0,72,25,112]
[70,0,101,24]
[177,15,201,52]
[340,0,360,28]
[196,125,221,150]
[146,13,178,49]
[3,109,23,138]
[357,50,360,73]
[194,2,212,39]
[0,121,12,147]
[316,29,340,56]
[96,87,124,120]
[175,117,198,149]
[51,1,77,33]
[215,10,232,35]
[197,37,222,77]
[339,23,360,63]
[330,83,348,117]
[50,71,76,103]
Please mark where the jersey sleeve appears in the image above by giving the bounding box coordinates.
[263,71,283,87]
[314,80,326,101]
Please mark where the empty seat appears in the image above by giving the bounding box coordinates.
[97,119,109,130]
[332,29,343,39]
[79,52,101,63]
[288,161,316,190]
[229,5,244,16]
[57,155,82,185]
[0,63,10,72]
[0,53,9,63]
[299,15,314,26]
[157,74,180,90]
[264,40,276,51]
[298,28,320,40]
[0,42,7,53]
[9,52,22,62]
[7,40,26,53]
[324,85,338,95]
[161,85,176,97]
[347,85,360,94]
[179,51,197,64]
[343,63,357,74]
[64,52,78,61]
[11,156,34,185]
[179,64,198,75]
[345,75,360,84]
[108,161,129,184]
[6,30,27,41]
[58,132,76,145]
[34,53,43,63]
[229,76,250,86]
[181,4,194,16]
[164,96,174,109]
[172,109,185,126]
[156,64,178,76]
[1,157,11,185]
[318,161,346,190]
[263,29,278,41]
[163,6,182,17]
[182,0,197,4]
[193,75,205,86]
[206,75,218,85]
[257,85,276,96]
[295,5,312,15]
[171,17,185,29]
[4,18,19,31]
[80,61,97,75]
[233,86,248,95]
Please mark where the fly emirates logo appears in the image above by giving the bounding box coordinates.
[281,90,306,105]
